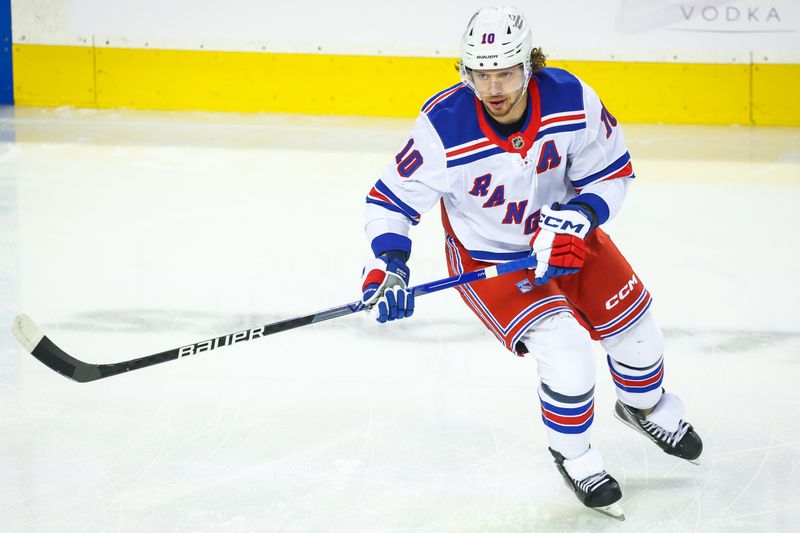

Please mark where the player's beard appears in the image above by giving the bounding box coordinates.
[484,87,527,123]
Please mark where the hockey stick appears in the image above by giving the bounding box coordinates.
[11,255,537,383]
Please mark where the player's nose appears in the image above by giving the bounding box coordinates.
[489,79,503,95]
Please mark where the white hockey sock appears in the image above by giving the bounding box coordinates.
[646,392,686,434]
[563,447,606,481]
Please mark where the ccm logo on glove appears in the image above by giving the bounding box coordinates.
[539,213,589,237]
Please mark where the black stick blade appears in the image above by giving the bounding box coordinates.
[11,314,102,382]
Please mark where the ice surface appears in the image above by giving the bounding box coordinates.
[1,106,799,532]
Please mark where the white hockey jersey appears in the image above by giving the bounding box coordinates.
[364,67,635,262]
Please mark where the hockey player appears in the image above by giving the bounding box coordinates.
[360,6,702,519]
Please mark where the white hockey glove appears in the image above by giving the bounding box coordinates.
[361,254,414,323]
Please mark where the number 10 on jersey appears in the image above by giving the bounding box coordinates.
[395,138,424,178]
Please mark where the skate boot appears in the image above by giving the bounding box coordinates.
[549,447,624,520]
[615,392,702,462]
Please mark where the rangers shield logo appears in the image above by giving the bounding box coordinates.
[515,278,533,293]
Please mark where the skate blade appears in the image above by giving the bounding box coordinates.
[614,410,642,435]
[593,502,625,521]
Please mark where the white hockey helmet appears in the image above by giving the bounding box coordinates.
[460,6,533,98]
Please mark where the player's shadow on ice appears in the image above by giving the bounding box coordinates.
[51,310,800,350]
[55,309,491,345]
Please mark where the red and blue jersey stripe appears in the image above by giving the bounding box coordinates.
[572,152,635,192]
[534,111,586,141]
[444,137,505,168]
[422,83,463,114]
[366,179,421,225]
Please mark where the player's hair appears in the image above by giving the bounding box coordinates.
[455,47,547,73]
[530,47,547,72]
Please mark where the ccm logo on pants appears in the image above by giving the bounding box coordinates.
[605,274,638,310]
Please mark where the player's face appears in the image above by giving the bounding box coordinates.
[471,65,527,123]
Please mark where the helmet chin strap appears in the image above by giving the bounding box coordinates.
[508,81,529,112]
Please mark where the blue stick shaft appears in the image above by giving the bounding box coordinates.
[410,255,536,297]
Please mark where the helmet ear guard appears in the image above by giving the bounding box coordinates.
[460,6,534,100]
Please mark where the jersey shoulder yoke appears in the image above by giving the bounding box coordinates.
[419,83,484,151]
[534,67,586,117]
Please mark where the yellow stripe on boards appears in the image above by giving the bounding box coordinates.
[93,47,460,116]
[13,44,96,106]
[10,44,799,126]
[551,60,751,125]
[752,63,800,126]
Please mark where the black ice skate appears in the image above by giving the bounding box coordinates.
[549,447,624,521]
[614,392,703,463]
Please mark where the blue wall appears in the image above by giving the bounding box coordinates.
[0,0,12,104]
